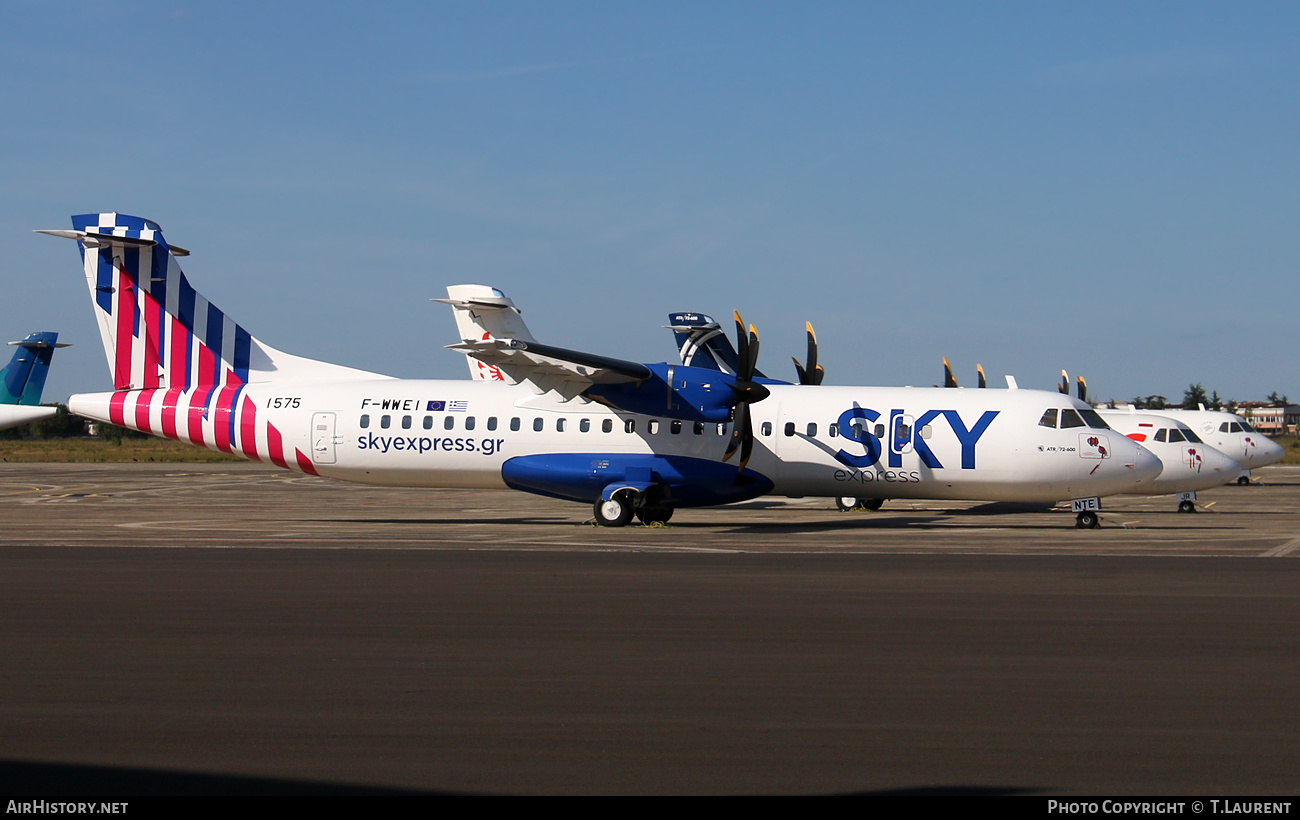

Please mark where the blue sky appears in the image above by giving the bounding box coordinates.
[3,1,1297,405]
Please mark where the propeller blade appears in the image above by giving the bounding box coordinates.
[723,401,748,463]
[977,363,986,389]
[1077,376,1087,403]
[737,404,755,472]
[792,322,824,386]
[943,357,958,388]
[733,311,749,379]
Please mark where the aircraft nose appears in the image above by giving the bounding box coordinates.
[1125,440,1163,485]
[1257,436,1286,467]
[1204,446,1240,475]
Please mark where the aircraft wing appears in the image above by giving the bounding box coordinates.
[447,337,651,397]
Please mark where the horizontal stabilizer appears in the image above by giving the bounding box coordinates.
[35,229,190,256]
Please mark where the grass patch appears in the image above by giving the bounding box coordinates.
[0,437,246,463]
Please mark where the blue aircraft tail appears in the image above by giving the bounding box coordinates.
[0,332,64,406]
[667,312,768,378]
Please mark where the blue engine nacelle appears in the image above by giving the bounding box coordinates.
[584,363,743,423]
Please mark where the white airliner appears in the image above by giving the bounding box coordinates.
[40,213,1162,528]
[1113,405,1285,485]
[1095,411,1240,511]
[669,320,1248,516]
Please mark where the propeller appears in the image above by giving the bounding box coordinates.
[943,358,987,389]
[792,322,824,386]
[1057,370,1089,402]
[723,311,770,473]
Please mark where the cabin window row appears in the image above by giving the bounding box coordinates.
[358,414,732,436]
[757,421,934,440]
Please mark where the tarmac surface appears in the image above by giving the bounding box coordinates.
[1,462,1298,795]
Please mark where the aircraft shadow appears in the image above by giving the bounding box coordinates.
[0,759,1037,796]
[0,759,453,796]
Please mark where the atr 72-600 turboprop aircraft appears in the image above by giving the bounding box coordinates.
[41,213,1161,528]
[0,331,67,431]
[1116,405,1285,485]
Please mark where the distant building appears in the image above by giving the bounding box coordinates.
[1237,403,1300,435]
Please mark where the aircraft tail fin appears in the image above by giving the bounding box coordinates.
[435,285,535,381]
[0,332,65,405]
[38,213,384,392]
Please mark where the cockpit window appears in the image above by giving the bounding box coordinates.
[1168,428,1186,443]
[1229,422,1244,433]
[1182,428,1202,443]
[1240,421,1255,433]
[1078,409,1110,430]
[1038,409,1059,429]
[1059,409,1085,429]
[1155,429,1167,443]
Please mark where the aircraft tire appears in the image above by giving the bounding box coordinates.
[1178,500,1197,514]
[1076,511,1099,529]
[594,495,634,527]
[636,506,674,525]
[835,496,863,511]
[1237,475,1251,486]
[861,498,884,511]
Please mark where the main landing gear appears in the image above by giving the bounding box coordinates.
[592,489,674,527]
[1075,511,1100,529]
[836,496,884,512]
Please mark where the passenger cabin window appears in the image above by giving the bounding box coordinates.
[694,422,705,435]
[761,421,773,436]
[444,416,455,430]
[1039,409,1059,429]
[487,417,498,431]
[510,417,521,432]
[380,415,391,429]
[829,423,839,437]
[648,420,659,434]
[806,423,817,437]
[402,415,412,429]
[603,419,613,433]
[580,419,590,433]
[625,419,636,434]
[533,418,544,432]
[556,418,566,433]
[1059,409,1085,429]
[784,422,796,437]
[671,420,682,434]
[465,416,475,431]
[423,416,434,430]
[360,414,370,429]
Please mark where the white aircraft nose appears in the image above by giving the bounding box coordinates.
[1256,436,1286,467]
[1126,441,1163,486]
[1202,445,1241,476]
